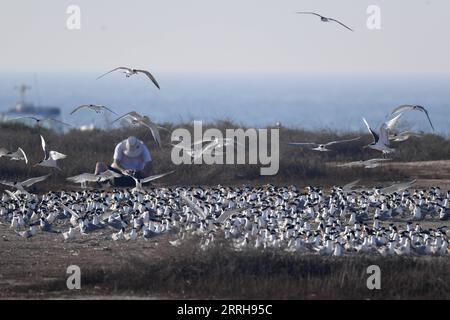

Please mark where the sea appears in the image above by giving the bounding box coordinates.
[0,72,449,135]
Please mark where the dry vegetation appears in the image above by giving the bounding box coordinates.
[1,121,449,190]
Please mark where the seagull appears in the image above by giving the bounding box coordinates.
[10,116,72,127]
[35,135,67,170]
[391,105,435,131]
[362,116,400,154]
[70,104,118,115]
[0,174,50,195]
[288,137,360,152]
[112,111,161,147]
[0,147,28,164]
[96,67,160,89]
[296,12,353,31]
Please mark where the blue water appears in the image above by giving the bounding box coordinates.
[0,72,449,134]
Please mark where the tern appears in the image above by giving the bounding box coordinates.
[97,67,160,89]
[70,104,118,115]
[391,105,435,131]
[362,116,401,154]
[288,137,360,152]
[112,111,161,147]
[0,147,28,164]
[127,171,175,193]
[0,174,50,195]
[10,116,72,127]
[296,12,353,31]
[67,173,100,188]
[35,135,67,170]
[336,158,391,169]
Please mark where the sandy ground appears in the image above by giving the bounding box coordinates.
[0,160,449,299]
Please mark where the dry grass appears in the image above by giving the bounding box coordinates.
[0,121,449,190]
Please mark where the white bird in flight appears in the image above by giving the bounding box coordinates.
[0,147,28,164]
[126,171,175,193]
[10,116,72,127]
[112,111,162,147]
[70,104,118,115]
[337,158,391,169]
[96,67,160,89]
[35,135,67,170]
[362,114,402,154]
[296,12,354,31]
[390,105,435,131]
[288,137,360,152]
[0,174,50,195]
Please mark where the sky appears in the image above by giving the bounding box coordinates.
[0,0,450,74]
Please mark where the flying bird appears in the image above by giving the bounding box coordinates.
[112,111,161,147]
[362,116,401,154]
[35,135,67,170]
[390,105,435,131]
[0,174,50,195]
[96,67,160,89]
[10,116,72,127]
[296,12,354,31]
[336,158,391,169]
[0,147,28,164]
[126,171,175,193]
[70,104,118,115]
[288,137,360,152]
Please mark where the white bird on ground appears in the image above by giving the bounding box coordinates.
[390,105,435,131]
[97,67,160,89]
[0,147,28,164]
[296,12,354,31]
[35,135,67,170]
[112,111,161,147]
[0,174,50,195]
[362,115,402,154]
[288,137,360,152]
[63,227,76,240]
[70,104,118,115]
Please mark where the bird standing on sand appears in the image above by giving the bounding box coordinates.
[296,12,354,31]
[97,67,160,90]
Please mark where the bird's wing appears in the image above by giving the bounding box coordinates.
[111,111,141,124]
[4,189,19,201]
[10,116,38,121]
[101,105,118,115]
[21,174,51,187]
[385,113,403,131]
[97,170,122,181]
[420,107,435,131]
[17,147,28,164]
[40,135,48,159]
[140,171,175,184]
[0,180,15,188]
[49,151,67,160]
[362,118,379,143]
[70,105,89,115]
[141,118,161,147]
[329,18,354,31]
[379,123,390,146]
[67,173,98,183]
[46,118,72,127]
[326,137,361,146]
[391,105,414,115]
[135,69,160,89]
[96,67,130,80]
[366,158,391,164]
[180,194,207,220]
[288,142,318,148]
[216,206,249,224]
[381,180,416,194]
[296,12,324,18]
[0,148,9,156]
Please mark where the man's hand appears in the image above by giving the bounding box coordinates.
[122,169,135,176]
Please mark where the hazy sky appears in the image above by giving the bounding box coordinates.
[1,0,450,74]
